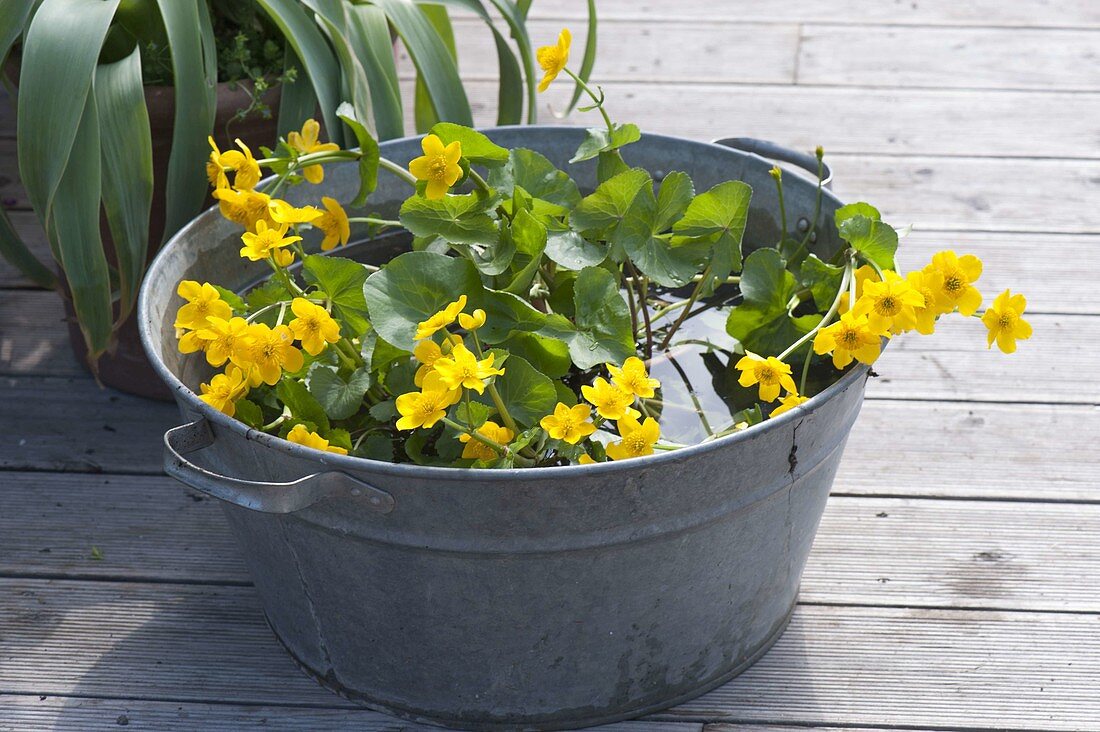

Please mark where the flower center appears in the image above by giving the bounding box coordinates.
[998,312,1016,329]
[877,296,898,315]
[840,328,860,347]
[757,366,778,385]
[944,274,964,294]
[302,317,320,334]
[429,156,449,179]
[624,435,646,454]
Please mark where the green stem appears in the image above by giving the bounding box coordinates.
[799,342,814,394]
[347,216,401,228]
[468,168,492,195]
[462,332,532,457]
[378,156,418,186]
[772,168,788,243]
[564,68,613,132]
[777,258,853,362]
[658,263,712,351]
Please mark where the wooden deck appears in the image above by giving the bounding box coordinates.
[2,1,1099,729]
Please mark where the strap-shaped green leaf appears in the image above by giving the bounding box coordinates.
[0,208,57,289]
[372,0,473,127]
[484,0,537,123]
[155,0,216,241]
[312,5,376,138]
[95,47,153,321]
[51,92,113,359]
[0,0,35,60]
[16,0,120,232]
[413,3,457,133]
[563,0,598,115]
[255,0,343,145]
[433,0,524,125]
[346,4,404,140]
[277,48,319,138]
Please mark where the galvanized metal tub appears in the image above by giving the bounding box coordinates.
[139,127,867,731]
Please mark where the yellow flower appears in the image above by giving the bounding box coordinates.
[536,28,571,92]
[408,134,463,200]
[852,270,925,336]
[459,420,514,461]
[195,316,252,367]
[207,137,261,191]
[287,423,348,455]
[813,311,882,369]
[581,377,639,421]
[395,371,462,431]
[607,356,660,399]
[316,196,351,251]
[770,392,809,418]
[605,416,660,461]
[286,119,340,184]
[458,308,486,331]
[924,250,983,316]
[288,298,341,356]
[198,366,249,417]
[540,402,596,444]
[269,199,323,225]
[735,353,797,402]
[415,295,467,340]
[235,323,304,386]
[213,187,274,232]
[838,264,880,315]
[272,248,296,268]
[174,280,232,331]
[178,329,207,354]
[432,342,505,394]
[578,453,597,465]
[413,335,462,386]
[981,289,1033,354]
[239,220,302,262]
[903,269,944,335]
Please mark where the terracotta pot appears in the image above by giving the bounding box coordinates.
[9,53,284,398]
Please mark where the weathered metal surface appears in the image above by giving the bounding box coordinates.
[138,128,868,730]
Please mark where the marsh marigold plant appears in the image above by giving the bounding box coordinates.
[173,30,1030,468]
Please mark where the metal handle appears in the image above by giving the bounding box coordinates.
[711,137,832,189]
[164,419,394,515]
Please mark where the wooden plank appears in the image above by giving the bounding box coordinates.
[0,696,702,732]
[411,79,1100,161]
[7,469,1100,612]
[0,376,178,474]
[0,472,246,584]
[841,401,1100,502]
[525,0,1100,29]
[866,312,1095,405]
[0,291,77,377]
[2,579,1098,730]
[799,25,1100,91]
[401,19,799,85]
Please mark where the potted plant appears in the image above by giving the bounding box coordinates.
[0,0,563,398]
[138,30,1030,730]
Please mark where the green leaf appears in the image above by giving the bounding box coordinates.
[483,0,537,123]
[373,0,473,127]
[154,0,217,239]
[50,90,113,358]
[94,47,153,321]
[835,202,881,226]
[430,122,509,165]
[725,249,818,356]
[502,208,546,295]
[477,288,549,344]
[246,280,287,310]
[313,6,375,142]
[412,3,455,133]
[255,0,343,147]
[360,330,410,372]
[798,254,845,311]
[0,208,57,289]
[211,285,247,313]
[674,180,753,288]
[277,378,330,431]
[654,172,695,230]
[399,193,498,245]
[357,433,395,461]
[837,214,898,271]
[596,150,629,183]
[489,354,557,427]
[489,149,581,211]
[544,226,606,270]
[501,332,571,379]
[570,123,642,164]
[563,266,635,370]
[614,185,709,288]
[570,168,651,236]
[16,0,120,230]
[563,0,598,115]
[466,227,515,276]
[346,4,404,140]
[336,102,380,207]
[276,49,318,139]
[302,254,371,334]
[234,399,265,429]
[0,0,34,60]
[309,366,372,420]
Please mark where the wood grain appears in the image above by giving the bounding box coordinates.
[3,580,1098,730]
